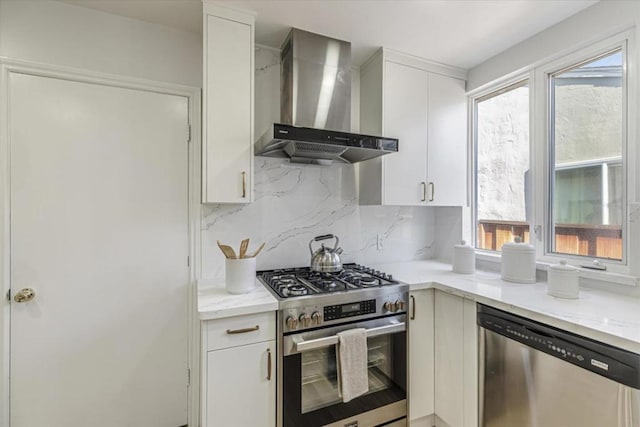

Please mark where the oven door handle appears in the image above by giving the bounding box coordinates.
[293,322,406,353]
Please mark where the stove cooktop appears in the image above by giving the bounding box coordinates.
[258,263,398,299]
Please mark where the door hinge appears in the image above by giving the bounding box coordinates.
[187,368,191,387]
[187,256,190,267]
[6,289,10,302]
[187,124,191,143]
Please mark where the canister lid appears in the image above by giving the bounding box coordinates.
[549,259,577,272]
[501,236,535,253]
[454,240,475,252]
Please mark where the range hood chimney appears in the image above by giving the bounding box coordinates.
[255,28,398,165]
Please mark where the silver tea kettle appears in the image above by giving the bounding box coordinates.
[309,234,343,273]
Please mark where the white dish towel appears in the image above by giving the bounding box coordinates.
[336,328,369,403]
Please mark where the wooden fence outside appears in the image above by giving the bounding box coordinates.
[477,220,622,260]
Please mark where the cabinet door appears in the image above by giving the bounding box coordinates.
[427,73,467,206]
[462,299,478,427]
[409,290,435,421]
[435,291,464,427]
[206,340,275,427]
[203,10,254,203]
[383,61,428,206]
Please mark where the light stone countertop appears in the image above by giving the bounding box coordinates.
[197,260,640,353]
[370,260,640,353]
[197,278,278,321]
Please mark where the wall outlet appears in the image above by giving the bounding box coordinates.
[377,234,384,251]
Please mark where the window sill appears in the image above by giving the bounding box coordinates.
[474,250,639,289]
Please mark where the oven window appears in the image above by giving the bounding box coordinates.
[300,335,395,414]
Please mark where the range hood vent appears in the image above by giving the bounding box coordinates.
[255,28,398,164]
[256,123,398,165]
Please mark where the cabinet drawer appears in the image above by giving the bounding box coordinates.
[205,311,275,351]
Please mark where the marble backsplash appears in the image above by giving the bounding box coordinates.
[201,158,435,278]
[200,45,437,278]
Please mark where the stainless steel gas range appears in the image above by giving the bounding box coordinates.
[258,263,409,427]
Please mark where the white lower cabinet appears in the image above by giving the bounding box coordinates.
[409,289,435,424]
[434,291,478,427]
[202,312,276,427]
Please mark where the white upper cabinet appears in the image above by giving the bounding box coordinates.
[202,3,254,203]
[359,49,468,207]
[382,61,429,205]
[427,72,468,206]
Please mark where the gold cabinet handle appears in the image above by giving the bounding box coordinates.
[241,171,247,198]
[266,348,272,381]
[14,288,36,303]
[410,295,416,320]
[429,182,435,202]
[226,325,259,335]
[421,182,427,202]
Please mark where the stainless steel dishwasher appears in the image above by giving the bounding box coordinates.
[478,304,640,427]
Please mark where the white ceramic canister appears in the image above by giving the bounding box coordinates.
[452,240,475,274]
[225,257,257,294]
[547,259,579,299]
[501,237,536,283]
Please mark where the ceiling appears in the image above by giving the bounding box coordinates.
[63,0,598,69]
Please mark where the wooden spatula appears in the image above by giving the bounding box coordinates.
[239,238,250,259]
[247,242,266,258]
[217,240,237,259]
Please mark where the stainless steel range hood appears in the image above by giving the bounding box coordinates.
[255,28,398,164]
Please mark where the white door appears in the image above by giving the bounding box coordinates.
[8,72,190,427]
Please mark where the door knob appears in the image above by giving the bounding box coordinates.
[14,288,36,303]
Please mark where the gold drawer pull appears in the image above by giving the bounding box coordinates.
[267,348,272,381]
[226,325,260,335]
[241,171,247,198]
[410,295,416,320]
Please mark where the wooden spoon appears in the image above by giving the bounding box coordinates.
[247,242,266,258]
[217,240,237,259]
[239,238,250,259]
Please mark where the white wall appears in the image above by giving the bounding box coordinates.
[0,0,202,87]
[467,1,639,92]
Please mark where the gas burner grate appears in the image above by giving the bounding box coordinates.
[257,263,398,298]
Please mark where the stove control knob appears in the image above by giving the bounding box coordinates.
[395,300,405,311]
[384,301,396,312]
[311,311,322,325]
[286,316,298,330]
[299,314,311,328]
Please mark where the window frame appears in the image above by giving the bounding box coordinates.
[470,75,534,258]
[469,29,637,280]
[534,33,633,274]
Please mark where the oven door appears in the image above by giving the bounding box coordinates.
[281,315,407,427]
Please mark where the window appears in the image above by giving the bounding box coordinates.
[549,50,624,260]
[474,81,530,252]
[471,33,632,272]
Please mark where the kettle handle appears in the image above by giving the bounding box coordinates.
[309,234,339,255]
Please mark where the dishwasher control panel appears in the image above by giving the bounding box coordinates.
[478,304,640,389]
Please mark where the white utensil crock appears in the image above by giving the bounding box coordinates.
[225,257,256,294]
